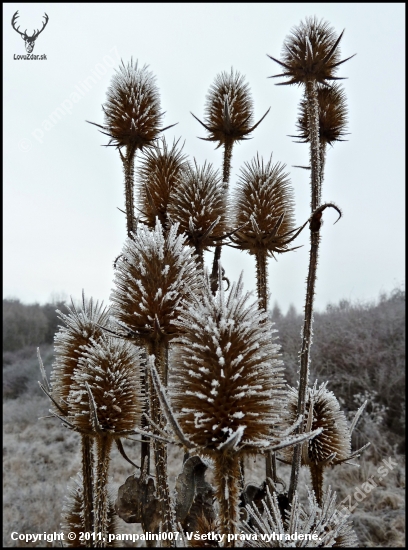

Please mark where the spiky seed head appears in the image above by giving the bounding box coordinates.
[171,272,286,454]
[168,160,228,250]
[231,154,296,257]
[293,84,349,145]
[268,17,354,86]
[89,59,166,150]
[61,473,118,547]
[194,69,266,147]
[68,335,142,435]
[281,383,351,465]
[244,486,358,547]
[111,219,201,341]
[137,138,188,229]
[51,295,110,413]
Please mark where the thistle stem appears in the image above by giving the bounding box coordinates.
[289,77,321,502]
[211,139,233,295]
[214,453,241,547]
[255,252,278,484]
[309,462,324,505]
[94,435,113,548]
[123,145,137,238]
[149,339,174,546]
[81,435,94,547]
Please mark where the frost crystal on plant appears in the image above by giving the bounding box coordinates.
[110,219,201,342]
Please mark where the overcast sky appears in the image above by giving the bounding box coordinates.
[4,3,405,314]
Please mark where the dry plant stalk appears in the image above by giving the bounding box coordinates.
[39,19,363,546]
[268,16,355,501]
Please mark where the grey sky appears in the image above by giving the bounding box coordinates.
[4,3,405,314]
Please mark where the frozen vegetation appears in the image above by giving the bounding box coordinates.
[3,289,405,547]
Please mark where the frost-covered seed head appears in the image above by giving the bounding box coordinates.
[91,59,165,150]
[171,272,286,453]
[201,69,255,146]
[138,138,188,229]
[68,335,142,434]
[294,84,349,146]
[168,160,228,250]
[244,486,358,547]
[61,473,118,547]
[268,17,354,86]
[51,295,110,412]
[111,219,201,341]
[281,382,351,465]
[231,154,296,257]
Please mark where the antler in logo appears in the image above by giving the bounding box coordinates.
[11,11,49,53]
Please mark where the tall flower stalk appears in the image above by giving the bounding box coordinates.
[268,17,354,501]
[192,70,269,291]
[88,59,175,237]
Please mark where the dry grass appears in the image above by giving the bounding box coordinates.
[2,344,405,547]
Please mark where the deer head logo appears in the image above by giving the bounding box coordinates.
[11,11,49,53]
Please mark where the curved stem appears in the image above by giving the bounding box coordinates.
[211,139,233,295]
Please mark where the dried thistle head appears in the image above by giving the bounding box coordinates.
[61,473,118,547]
[192,69,269,148]
[293,84,349,145]
[167,160,228,251]
[268,17,355,86]
[88,59,171,150]
[281,382,351,466]
[230,154,296,258]
[137,138,188,229]
[51,294,110,414]
[171,272,286,455]
[68,335,142,435]
[244,486,358,547]
[111,219,201,342]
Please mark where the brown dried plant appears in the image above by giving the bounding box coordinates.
[110,219,201,539]
[244,486,358,547]
[61,473,118,548]
[167,160,228,267]
[137,137,188,231]
[192,69,269,293]
[160,272,321,546]
[292,84,349,182]
[268,18,354,500]
[47,293,109,541]
[279,383,369,504]
[88,59,175,237]
[67,335,142,547]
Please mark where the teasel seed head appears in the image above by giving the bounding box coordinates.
[51,293,110,415]
[292,84,349,146]
[171,271,286,454]
[61,473,118,547]
[168,160,228,253]
[281,382,351,466]
[244,486,358,547]
[137,137,188,230]
[68,335,142,435]
[111,219,201,342]
[230,154,296,258]
[88,58,173,150]
[192,69,269,149]
[268,17,355,86]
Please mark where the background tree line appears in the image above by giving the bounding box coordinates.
[3,287,405,451]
